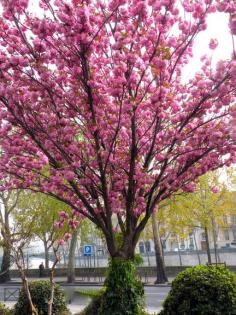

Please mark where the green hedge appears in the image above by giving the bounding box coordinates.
[77,259,145,315]
[160,265,236,315]
[14,280,70,315]
[0,303,13,315]
[99,258,145,315]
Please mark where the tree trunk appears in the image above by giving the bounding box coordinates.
[0,212,11,283]
[211,217,219,264]
[151,212,168,284]
[205,226,212,264]
[177,240,183,266]
[15,249,38,315]
[193,229,201,265]
[48,248,59,315]
[0,245,11,283]
[67,229,79,283]
[43,240,49,269]
[21,276,38,315]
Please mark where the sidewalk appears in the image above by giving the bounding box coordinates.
[3,301,161,315]
[6,276,172,287]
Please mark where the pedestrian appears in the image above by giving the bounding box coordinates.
[39,262,44,278]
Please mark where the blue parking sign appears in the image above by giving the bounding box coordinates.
[84,245,92,256]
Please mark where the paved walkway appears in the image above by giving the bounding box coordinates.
[7,277,174,286]
[0,277,172,314]
[0,284,169,314]
[3,301,162,314]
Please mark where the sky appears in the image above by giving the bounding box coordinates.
[184,12,233,79]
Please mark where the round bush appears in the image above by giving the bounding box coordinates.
[160,265,236,315]
[14,280,70,315]
[0,303,13,315]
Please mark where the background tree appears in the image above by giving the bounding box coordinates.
[67,229,79,284]
[17,192,71,268]
[0,0,236,312]
[0,190,20,283]
[158,171,235,264]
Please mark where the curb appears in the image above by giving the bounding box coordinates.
[0,281,171,288]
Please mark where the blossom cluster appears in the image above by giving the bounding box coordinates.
[0,0,235,237]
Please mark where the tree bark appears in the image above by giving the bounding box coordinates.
[15,249,38,315]
[0,208,11,283]
[0,245,11,283]
[48,248,59,315]
[211,217,219,264]
[67,229,79,283]
[205,226,212,264]
[151,212,168,284]
[43,240,49,269]
[177,239,183,266]
[193,229,201,265]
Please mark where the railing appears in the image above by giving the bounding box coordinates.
[4,287,20,301]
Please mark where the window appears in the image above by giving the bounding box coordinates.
[224,229,230,241]
[139,242,145,254]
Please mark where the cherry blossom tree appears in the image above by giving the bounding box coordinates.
[0,0,236,311]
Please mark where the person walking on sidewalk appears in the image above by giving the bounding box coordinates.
[39,262,44,278]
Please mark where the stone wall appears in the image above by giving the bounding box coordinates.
[10,265,236,280]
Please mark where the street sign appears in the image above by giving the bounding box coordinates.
[84,245,93,256]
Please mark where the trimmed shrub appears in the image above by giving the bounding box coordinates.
[99,258,145,315]
[14,280,70,315]
[160,265,236,315]
[0,303,13,315]
[76,288,104,315]
[77,259,145,315]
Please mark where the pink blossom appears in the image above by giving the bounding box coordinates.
[0,0,235,258]
[211,186,220,194]
[58,239,65,246]
[209,39,218,50]
[64,233,72,240]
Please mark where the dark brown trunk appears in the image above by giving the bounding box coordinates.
[0,245,11,283]
[67,229,79,283]
[205,226,212,264]
[152,212,168,284]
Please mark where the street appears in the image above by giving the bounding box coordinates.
[0,284,170,314]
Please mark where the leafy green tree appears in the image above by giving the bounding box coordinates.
[0,190,20,282]
[16,192,71,268]
[157,171,235,264]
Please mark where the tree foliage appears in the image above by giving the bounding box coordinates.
[157,170,236,239]
[0,0,235,258]
[15,192,71,244]
[160,265,236,315]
